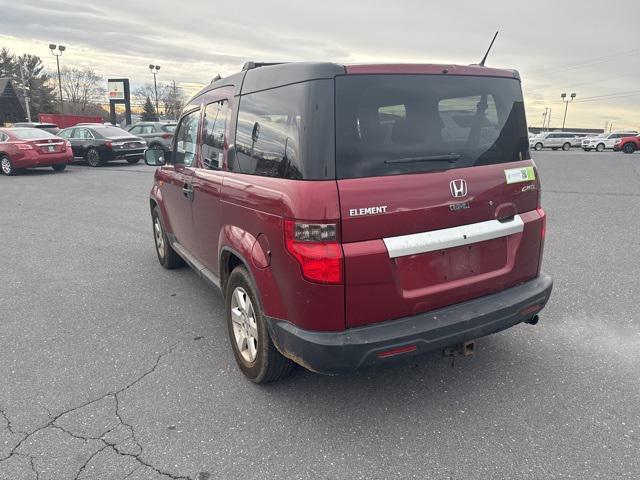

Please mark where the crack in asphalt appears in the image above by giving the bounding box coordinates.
[0,407,14,434]
[0,343,191,480]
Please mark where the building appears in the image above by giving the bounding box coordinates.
[0,78,27,125]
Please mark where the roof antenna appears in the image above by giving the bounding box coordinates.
[478,31,499,66]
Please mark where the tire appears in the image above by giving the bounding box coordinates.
[52,164,66,172]
[226,266,293,384]
[622,143,636,154]
[562,142,571,151]
[151,206,184,269]
[1,155,15,176]
[596,143,605,152]
[86,148,104,167]
[150,143,164,150]
[126,158,140,164]
[583,148,591,152]
[551,147,558,151]
[534,143,543,151]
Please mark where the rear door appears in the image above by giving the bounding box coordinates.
[158,108,201,255]
[191,96,231,273]
[335,73,544,327]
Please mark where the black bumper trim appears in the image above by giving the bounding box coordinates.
[267,273,553,374]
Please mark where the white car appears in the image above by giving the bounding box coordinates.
[529,131,585,151]
[582,132,638,152]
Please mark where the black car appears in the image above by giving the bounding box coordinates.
[58,125,146,166]
[13,122,61,135]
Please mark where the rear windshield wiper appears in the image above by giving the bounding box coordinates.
[384,154,461,164]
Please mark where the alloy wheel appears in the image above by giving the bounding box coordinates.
[1,157,11,175]
[230,287,259,363]
[153,216,165,259]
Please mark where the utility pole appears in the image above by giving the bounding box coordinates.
[546,108,552,131]
[19,62,32,122]
[49,44,66,115]
[561,92,577,130]
[541,108,548,129]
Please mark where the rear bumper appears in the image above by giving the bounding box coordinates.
[14,152,72,168]
[267,273,553,374]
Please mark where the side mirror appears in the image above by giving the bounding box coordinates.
[145,148,166,166]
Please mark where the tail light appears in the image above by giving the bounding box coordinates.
[161,133,172,139]
[65,141,71,150]
[105,141,112,149]
[284,220,343,284]
[16,143,34,150]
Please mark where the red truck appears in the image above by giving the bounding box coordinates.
[613,134,640,154]
[144,61,552,383]
[38,113,103,129]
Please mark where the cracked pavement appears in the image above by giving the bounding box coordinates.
[1,152,639,479]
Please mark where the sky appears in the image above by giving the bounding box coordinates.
[1,0,638,131]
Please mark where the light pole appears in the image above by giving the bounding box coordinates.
[49,44,65,114]
[148,64,161,119]
[561,92,576,130]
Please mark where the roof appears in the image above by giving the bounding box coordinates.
[192,62,519,102]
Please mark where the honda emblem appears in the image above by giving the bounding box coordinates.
[449,179,467,198]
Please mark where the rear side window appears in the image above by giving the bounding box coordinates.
[335,74,530,179]
[162,124,176,132]
[202,101,228,170]
[232,79,334,179]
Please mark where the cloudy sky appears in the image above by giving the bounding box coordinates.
[1,0,638,130]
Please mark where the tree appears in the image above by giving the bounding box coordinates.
[141,96,158,121]
[16,54,57,116]
[0,47,17,78]
[0,47,58,118]
[59,66,105,114]
[134,82,185,120]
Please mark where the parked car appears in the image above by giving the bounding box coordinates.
[0,127,71,175]
[12,122,61,135]
[126,122,176,152]
[58,125,146,166]
[529,131,584,151]
[613,134,640,154]
[582,131,638,151]
[144,61,552,383]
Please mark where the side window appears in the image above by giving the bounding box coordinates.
[142,125,156,134]
[59,129,72,139]
[201,101,228,170]
[173,109,200,166]
[0,133,7,142]
[129,126,142,134]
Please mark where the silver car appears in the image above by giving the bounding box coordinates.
[529,132,584,151]
[126,122,176,151]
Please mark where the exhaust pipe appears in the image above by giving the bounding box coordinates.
[525,315,539,325]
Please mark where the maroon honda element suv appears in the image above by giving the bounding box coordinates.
[145,62,553,383]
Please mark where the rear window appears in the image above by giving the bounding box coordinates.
[335,74,529,179]
[92,126,132,138]
[161,124,176,133]
[10,128,57,140]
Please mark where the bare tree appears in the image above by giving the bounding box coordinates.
[59,66,105,114]
[134,82,185,120]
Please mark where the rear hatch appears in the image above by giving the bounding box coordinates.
[335,72,544,327]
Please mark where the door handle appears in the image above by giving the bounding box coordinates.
[182,183,194,201]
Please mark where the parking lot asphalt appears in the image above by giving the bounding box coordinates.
[0,150,639,480]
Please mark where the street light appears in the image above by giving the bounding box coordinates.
[148,64,161,119]
[49,44,66,115]
[561,92,576,130]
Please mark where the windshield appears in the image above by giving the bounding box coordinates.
[335,74,529,179]
[92,126,134,138]
[10,128,57,140]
